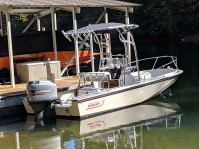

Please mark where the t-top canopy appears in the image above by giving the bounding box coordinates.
[64,23,139,35]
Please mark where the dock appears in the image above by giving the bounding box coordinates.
[0,76,81,117]
[0,76,79,98]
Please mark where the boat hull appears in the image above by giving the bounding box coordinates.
[55,74,180,119]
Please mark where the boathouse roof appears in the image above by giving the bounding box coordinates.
[0,0,140,7]
[0,0,141,88]
[0,0,140,14]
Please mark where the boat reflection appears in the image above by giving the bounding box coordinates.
[0,99,182,149]
[55,99,181,136]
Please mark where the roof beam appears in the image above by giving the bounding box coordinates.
[5,6,83,15]
[22,16,37,33]
[108,7,134,13]
[11,7,49,10]
[21,9,49,33]
[95,10,106,24]
[7,8,42,14]
[37,8,51,17]
[56,7,81,13]
[0,6,10,12]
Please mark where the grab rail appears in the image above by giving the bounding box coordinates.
[125,56,178,82]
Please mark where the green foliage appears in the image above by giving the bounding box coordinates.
[2,0,198,37]
[131,0,199,36]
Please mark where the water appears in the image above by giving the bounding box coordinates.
[0,41,199,149]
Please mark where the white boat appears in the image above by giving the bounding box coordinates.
[54,23,183,119]
[24,23,183,119]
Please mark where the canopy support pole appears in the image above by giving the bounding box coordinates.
[51,6,57,61]
[72,7,80,76]
[36,16,41,31]
[126,7,131,64]
[6,12,15,88]
[0,11,3,36]
[90,34,95,72]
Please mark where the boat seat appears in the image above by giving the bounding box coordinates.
[79,72,111,82]
[78,87,102,95]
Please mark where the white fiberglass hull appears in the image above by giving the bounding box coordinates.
[55,72,181,119]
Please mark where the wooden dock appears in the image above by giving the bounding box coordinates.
[0,76,86,117]
[0,76,79,98]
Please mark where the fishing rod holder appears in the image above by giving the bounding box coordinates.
[117,29,136,46]
[62,29,91,42]
[61,30,72,42]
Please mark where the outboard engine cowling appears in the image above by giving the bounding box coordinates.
[27,80,58,102]
[27,80,58,119]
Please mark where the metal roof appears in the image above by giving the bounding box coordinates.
[0,0,140,8]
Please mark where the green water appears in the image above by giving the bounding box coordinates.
[0,42,199,149]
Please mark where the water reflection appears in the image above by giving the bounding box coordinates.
[0,98,182,149]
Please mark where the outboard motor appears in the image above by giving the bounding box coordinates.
[27,80,58,119]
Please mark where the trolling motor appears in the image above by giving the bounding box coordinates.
[26,80,59,119]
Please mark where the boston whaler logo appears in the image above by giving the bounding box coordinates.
[87,121,106,130]
[87,100,105,110]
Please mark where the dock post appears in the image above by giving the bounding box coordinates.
[51,6,57,61]
[37,16,41,31]
[126,7,131,64]
[6,12,15,88]
[72,7,80,76]
[90,34,95,72]
[0,11,3,36]
[16,132,20,149]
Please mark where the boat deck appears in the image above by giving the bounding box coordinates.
[0,76,79,98]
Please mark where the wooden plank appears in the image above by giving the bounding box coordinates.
[0,77,80,97]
